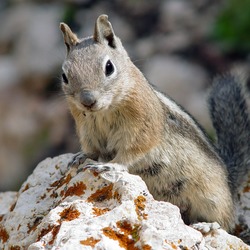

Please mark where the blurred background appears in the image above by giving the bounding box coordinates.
[0,0,249,191]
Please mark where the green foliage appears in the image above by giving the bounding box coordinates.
[212,0,250,53]
[62,5,77,25]
[23,127,50,160]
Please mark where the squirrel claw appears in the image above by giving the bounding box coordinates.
[83,163,125,183]
[83,163,113,173]
[68,152,87,168]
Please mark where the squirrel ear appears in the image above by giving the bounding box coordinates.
[94,15,116,48]
[60,23,79,53]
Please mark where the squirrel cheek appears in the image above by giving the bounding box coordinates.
[97,95,113,110]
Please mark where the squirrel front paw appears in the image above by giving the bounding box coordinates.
[68,152,87,168]
[81,163,127,183]
[83,163,113,173]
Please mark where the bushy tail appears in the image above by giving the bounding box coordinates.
[208,73,250,194]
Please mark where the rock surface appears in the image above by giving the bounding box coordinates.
[0,154,249,249]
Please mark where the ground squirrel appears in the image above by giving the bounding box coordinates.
[59,15,250,232]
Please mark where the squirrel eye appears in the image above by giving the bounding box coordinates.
[62,73,68,84]
[105,60,115,77]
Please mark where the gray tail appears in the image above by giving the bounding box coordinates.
[208,73,250,194]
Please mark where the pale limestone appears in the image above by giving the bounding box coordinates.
[0,154,249,249]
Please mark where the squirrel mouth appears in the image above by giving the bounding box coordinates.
[74,100,99,113]
[82,105,102,113]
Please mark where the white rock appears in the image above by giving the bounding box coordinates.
[0,192,17,214]
[203,227,250,249]
[0,154,249,249]
[192,222,250,249]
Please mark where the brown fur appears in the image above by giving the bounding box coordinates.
[60,15,234,232]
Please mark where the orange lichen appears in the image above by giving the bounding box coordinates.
[87,184,114,203]
[0,226,9,243]
[10,246,21,250]
[116,220,133,235]
[171,242,178,249]
[64,182,86,197]
[114,190,122,203]
[40,193,46,200]
[80,237,100,247]
[134,196,146,210]
[180,246,188,250]
[9,202,16,212]
[46,187,53,193]
[142,244,152,250]
[92,207,110,216]
[48,225,61,245]
[51,174,72,188]
[134,195,147,220]
[60,207,80,221]
[60,189,65,197]
[37,207,79,244]
[27,217,43,233]
[0,215,3,222]
[37,225,53,241]
[165,240,184,249]
[22,184,30,192]
[102,220,141,249]
[102,226,140,250]
[50,191,58,199]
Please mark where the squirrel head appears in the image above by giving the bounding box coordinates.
[60,15,132,113]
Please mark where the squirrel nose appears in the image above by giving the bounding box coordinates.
[80,91,96,108]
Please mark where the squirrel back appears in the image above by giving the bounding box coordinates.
[208,74,250,195]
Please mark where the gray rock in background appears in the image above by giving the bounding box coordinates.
[159,0,197,32]
[0,56,19,88]
[0,3,64,77]
[0,0,247,191]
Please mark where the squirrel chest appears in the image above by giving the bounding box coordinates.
[78,111,123,161]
